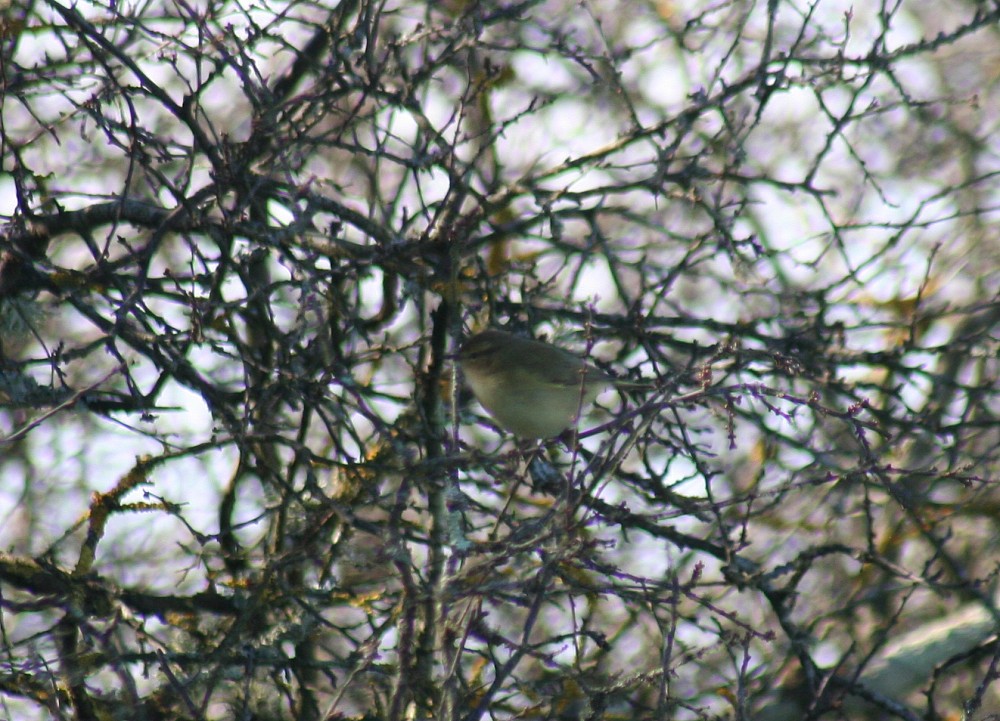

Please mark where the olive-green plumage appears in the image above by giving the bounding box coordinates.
[458,329,645,438]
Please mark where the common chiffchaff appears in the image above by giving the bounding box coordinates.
[457,329,646,438]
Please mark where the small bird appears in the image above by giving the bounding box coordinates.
[457,329,647,438]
